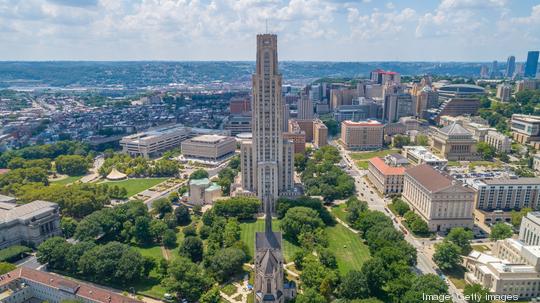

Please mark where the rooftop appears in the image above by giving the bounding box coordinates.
[342,120,383,127]
[368,157,405,175]
[189,134,229,144]
[0,200,57,224]
[406,164,473,193]
[512,114,540,123]
[438,122,472,136]
[0,267,141,303]
[482,177,540,186]
[190,178,211,186]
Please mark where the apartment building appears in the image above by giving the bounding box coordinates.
[180,134,236,163]
[496,84,512,102]
[313,120,328,148]
[283,131,306,154]
[367,157,405,195]
[402,164,475,232]
[340,120,383,151]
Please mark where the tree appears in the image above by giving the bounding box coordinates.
[490,223,513,240]
[281,207,324,242]
[213,197,260,220]
[296,288,326,303]
[393,135,411,148]
[361,258,389,297]
[55,155,89,176]
[189,169,209,180]
[446,227,474,255]
[322,118,339,136]
[179,236,204,263]
[463,283,492,303]
[183,225,197,237]
[337,270,369,300]
[0,262,16,274]
[294,153,308,172]
[205,247,246,283]
[223,219,241,247]
[174,205,191,226]
[162,257,211,302]
[391,198,410,216]
[199,286,221,303]
[150,220,168,243]
[37,237,70,270]
[476,142,496,160]
[402,274,449,303]
[163,229,177,248]
[511,208,532,227]
[416,134,429,146]
[152,198,173,218]
[78,242,147,285]
[60,216,78,238]
[433,242,462,271]
[133,216,152,244]
[74,215,103,241]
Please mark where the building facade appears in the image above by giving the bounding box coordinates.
[496,84,512,102]
[511,114,540,148]
[120,125,191,158]
[475,178,540,212]
[485,130,512,153]
[0,200,61,249]
[402,164,475,232]
[340,120,383,151]
[367,157,405,196]
[181,134,236,163]
[402,146,448,168]
[525,51,539,78]
[313,120,328,148]
[297,94,313,120]
[519,212,540,246]
[430,122,480,161]
[188,178,222,206]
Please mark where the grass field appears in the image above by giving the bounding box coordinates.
[130,245,167,299]
[350,149,400,170]
[472,244,490,253]
[326,224,370,275]
[239,219,301,262]
[100,178,169,197]
[349,149,400,161]
[50,175,82,185]
[331,204,348,223]
[469,160,502,169]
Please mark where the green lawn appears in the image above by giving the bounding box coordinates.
[331,204,348,223]
[447,161,461,167]
[51,175,82,185]
[350,149,399,170]
[100,178,169,197]
[472,244,490,253]
[349,149,400,161]
[131,245,167,298]
[443,266,466,290]
[469,160,502,169]
[326,224,370,275]
[239,219,301,262]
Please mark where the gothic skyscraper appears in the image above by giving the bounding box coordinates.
[240,33,295,303]
[240,34,294,211]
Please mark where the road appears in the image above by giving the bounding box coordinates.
[335,143,466,303]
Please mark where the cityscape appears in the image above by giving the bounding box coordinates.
[1,1,540,303]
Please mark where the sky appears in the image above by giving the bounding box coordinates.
[0,0,539,61]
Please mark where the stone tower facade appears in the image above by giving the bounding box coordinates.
[240,34,294,212]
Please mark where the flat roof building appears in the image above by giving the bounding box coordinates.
[120,125,191,158]
[402,164,475,232]
[340,120,383,151]
[402,146,448,168]
[519,212,540,246]
[511,114,540,149]
[0,199,61,249]
[181,134,236,164]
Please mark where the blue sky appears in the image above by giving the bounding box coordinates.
[0,0,539,61]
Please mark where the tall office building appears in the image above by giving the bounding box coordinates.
[506,55,516,78]
[490,60,499,78]
[240,34,295,303]
[525,51,539,78]
[480,65,489,79]
[297,94,313,120]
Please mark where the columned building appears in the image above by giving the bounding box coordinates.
[430,122,480,161]
[241,34,295,303]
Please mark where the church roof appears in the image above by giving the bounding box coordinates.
[439,122,471,136]
[256,231,282,250]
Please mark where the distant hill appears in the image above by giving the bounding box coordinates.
[0,61,487,89]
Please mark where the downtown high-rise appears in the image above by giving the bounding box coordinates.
[525,51,539,78]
